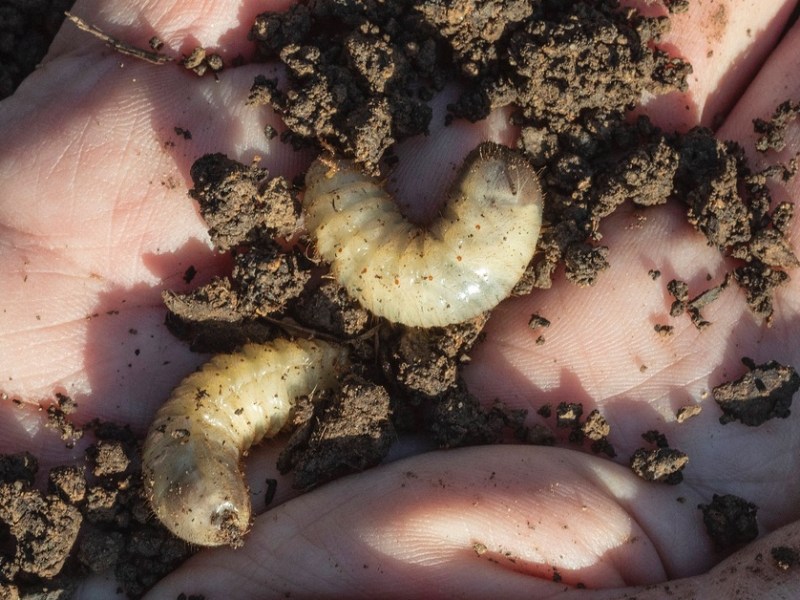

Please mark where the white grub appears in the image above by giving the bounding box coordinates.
[142,338,348,547]
[303,142,544,328]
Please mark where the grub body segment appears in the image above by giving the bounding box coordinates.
[142,338,348,547]
[303,142,544,327]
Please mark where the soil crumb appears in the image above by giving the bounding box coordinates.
[629,429,688,484]
[753,99,800,152]
[44,393,83,449]
[278,376,394,490]
[0,423,193,599]
[675,404,702,423]
[0,455,81,585]
[630,447,688,484]
[424,382,528,448]
[771,545,800,571]
[698,493,759,550]
[533,402,616,456]
[712,358,800,426]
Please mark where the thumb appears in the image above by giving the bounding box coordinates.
[145,445,718,599]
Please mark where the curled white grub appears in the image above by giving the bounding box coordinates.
[303,142,544,327]
[142,338,348,547]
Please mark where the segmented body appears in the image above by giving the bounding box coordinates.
[142,338,348,547]
[303,142,544,327]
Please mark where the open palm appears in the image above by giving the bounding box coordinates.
[1,1,799,598]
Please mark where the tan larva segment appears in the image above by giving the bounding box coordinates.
[303,142,544,327]
[142,338,348,547]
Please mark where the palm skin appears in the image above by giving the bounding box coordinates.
[1,1,799,598]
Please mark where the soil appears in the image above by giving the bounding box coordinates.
[0,0,73,101]
[699,493,760,550]
[0,422,191,599]
[3,0,800,598]
[712,357,800,426]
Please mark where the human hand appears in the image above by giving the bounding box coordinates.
[1,1,799,598]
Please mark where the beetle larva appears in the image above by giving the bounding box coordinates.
[303,142,544,328]
[142,338,348,547]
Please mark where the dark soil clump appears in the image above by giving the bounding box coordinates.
[699,493,759,550]
[278,376,394,490]
[771,545,800,571]
[0,423,192,600]
[0,0,73,100]
[712,358,800,426]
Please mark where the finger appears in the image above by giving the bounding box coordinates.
[147,445,722,599]
[583,519,800,600]
[634,0,798,131]
[719,15,800,176]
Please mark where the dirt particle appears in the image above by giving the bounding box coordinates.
[425,383,527,449]
[712,358,800,426]
[733,263,791,325]
[387,315,488,398]
[667,278,689,316]
[87,440,131,478]
[666,275,730,330]
[0,478,82,580]
[581,409,610,441]
[181,266,197,285]
[524,423,556,446]
[44,393,83,449]
[771,546,800,571]
[555,402,583,429]
[78,528,124,573]
[641,429,670,448]
[292,280,372,338]
[278,376,394,490]
[654,324,674,337]
[675,404,702,423]
[47,466,86,505]
[181,47,218,76]
[264,124,278,140]
[0,452,38,486]
[753,100,800,152]
[189,153,301,251]
[527,313,550,330]
[698,494,759,550]
[563,243,610,287]
[630,447,688,484]
[173,126,192,140]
